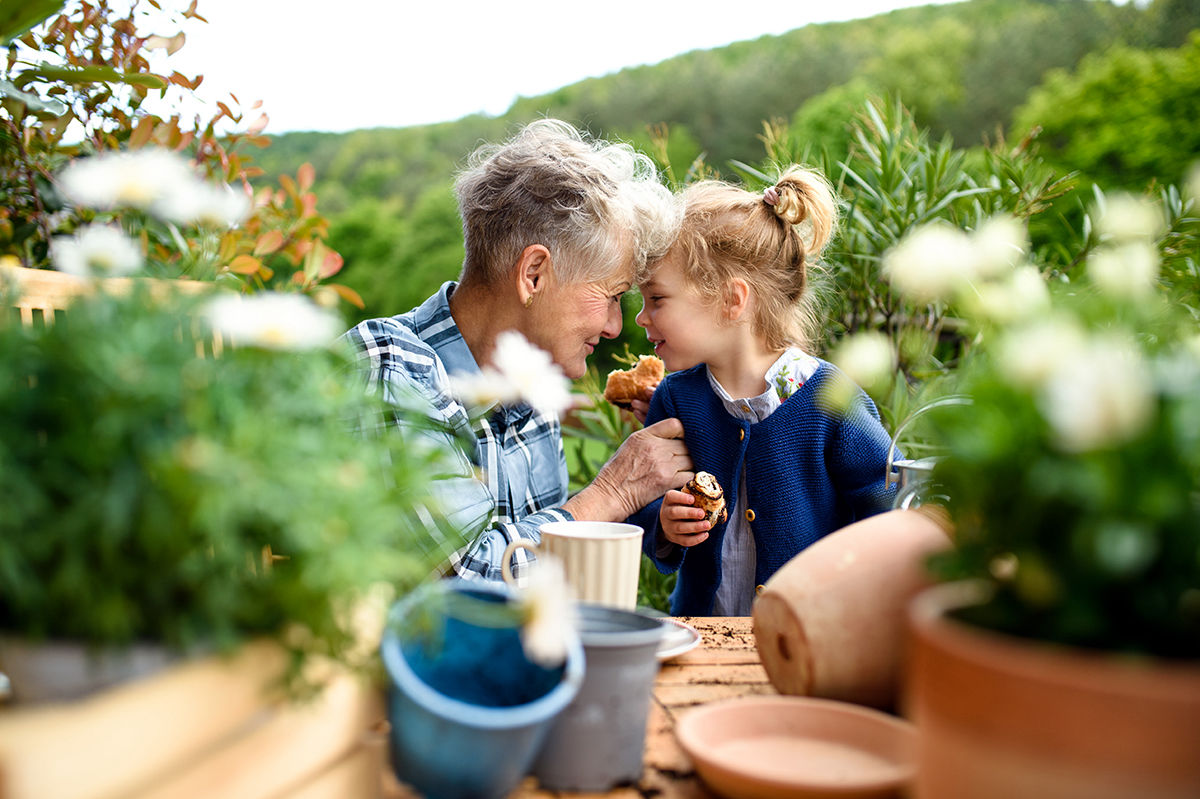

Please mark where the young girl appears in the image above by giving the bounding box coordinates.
[628,166,896,616]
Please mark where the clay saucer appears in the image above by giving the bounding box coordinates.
[675,695,917,799]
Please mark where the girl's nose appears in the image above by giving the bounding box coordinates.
[635,301,649,328]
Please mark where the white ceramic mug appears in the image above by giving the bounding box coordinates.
[501,521,643,609]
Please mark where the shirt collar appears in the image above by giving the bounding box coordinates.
[413,282,479,377]
[706,347,820,422]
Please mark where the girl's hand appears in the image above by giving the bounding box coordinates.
[659,489,711,547]
[628,398,650,425]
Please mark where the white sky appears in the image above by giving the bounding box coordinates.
[148,0,965,135]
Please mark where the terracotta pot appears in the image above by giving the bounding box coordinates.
[905,581,1200,799]
[752,508,951,709]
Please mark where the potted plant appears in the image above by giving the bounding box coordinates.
[873,194,1200,798]
[0,279,463,699]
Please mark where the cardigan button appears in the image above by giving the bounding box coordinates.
[755,584,766,596]
[745,509,756,522]
[738,428,745,441]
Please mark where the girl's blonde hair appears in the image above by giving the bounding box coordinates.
[669,165,837,352]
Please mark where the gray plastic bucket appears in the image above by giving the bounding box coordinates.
[531,603,665,791]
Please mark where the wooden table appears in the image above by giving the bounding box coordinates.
[381,616,774,798]
[0,619,770,799]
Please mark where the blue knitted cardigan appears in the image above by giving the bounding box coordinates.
[628,360,896,616]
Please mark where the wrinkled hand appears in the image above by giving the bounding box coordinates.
[659,489,711,547]
[565,417,693,521]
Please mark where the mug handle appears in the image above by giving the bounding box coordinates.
[500,539,539,585]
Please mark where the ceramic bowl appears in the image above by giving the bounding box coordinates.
[675,695,917,799]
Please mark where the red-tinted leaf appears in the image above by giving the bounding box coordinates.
[229,254,261,275]
[246,112,268,136]
[297,163,315,192]
[320,248,344,278]
[278,174,297,198]
[219,232,239,262]
[328,282,366,309]
[253,229,285,256]
[128,115,156,148]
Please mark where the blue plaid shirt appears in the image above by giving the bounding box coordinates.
[342,282,573,580]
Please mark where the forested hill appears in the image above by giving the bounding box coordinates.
[253,0,1184,212]
[249,0,1199,328]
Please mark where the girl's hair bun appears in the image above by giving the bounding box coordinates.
[767,167,837,254]
[771,182,808,226]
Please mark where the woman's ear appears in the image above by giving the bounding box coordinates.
[724,277,752,321]
[515,244,552,306]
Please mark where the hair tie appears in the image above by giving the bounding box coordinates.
[762,186,780,207]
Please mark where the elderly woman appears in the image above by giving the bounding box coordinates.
[343,119,692,580]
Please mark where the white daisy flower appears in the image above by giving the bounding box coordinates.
[997,317,1089,389]
[58,148,250,229]
[830,331,896,393]
[972,215,1028,280]
[1087,241,1161,300]
[58,149,197,214]
[966,264,1050,324]
[204,292,341,351]
[451,331,572,417]
[883,223,976,304]
[50,224,144,277]
[157,181,252,228]
[516,555,576,668]
[1094,193,1164,243]
[1040,336,1154,452]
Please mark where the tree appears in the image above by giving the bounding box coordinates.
[790,79,884,165]
[331,183,464,321]
[1012,33,1200,191]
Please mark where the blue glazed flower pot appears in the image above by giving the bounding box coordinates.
[380,579,583,799]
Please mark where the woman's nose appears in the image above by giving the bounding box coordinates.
[602,301,624,339]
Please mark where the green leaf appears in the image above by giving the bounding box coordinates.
[16,64,168,91]
[0,79,66,117]
[0,0,65,46]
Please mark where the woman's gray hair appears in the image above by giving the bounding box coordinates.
[454,119,680,287]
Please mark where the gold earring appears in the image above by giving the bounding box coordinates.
[525,294,535,308]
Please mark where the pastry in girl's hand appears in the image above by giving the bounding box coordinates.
[682,471,728,526]
[603,355,664,409]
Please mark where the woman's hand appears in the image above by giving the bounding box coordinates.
[659,489,711,547]
[564,417,693,521]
